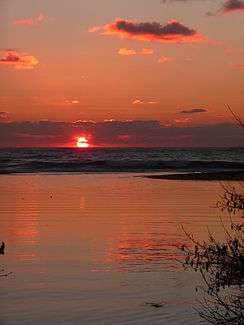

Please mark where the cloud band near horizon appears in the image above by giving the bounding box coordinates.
[0,120,243,147]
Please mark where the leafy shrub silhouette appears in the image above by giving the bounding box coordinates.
[182,107,244,324]
[182,184,244,324]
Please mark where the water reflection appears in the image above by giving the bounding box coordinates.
[9,214,39,246]
[0,177,40,261]
[105,214,186,272]
[0,174,223,325]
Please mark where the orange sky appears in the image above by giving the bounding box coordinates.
[0,0,244,146]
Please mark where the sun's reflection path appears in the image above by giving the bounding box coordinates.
[105,215,187,273]
[1,178,41,262]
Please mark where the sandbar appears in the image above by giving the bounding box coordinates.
[144,170,244,181]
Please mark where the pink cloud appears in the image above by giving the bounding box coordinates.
[14,18,34,26]
[89,25,102,33]
[104,119,116,122]
[225,47,233,54]
[132,100,157,105]
[174,118,192,124]
[158,56,171,63]
[92,18,209,43]
[37,12,44,22]
[0,50,38,70]
[133,99,144,105]
[74,120,96,124]
[118,48,137,56]
[238,63,244,69]
[238,50,244,57]
[141,48,154,55]
[14,12,45,26]
[118,48,154,56]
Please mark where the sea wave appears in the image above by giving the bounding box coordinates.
[1,159,244,174]
[0,147,243,174]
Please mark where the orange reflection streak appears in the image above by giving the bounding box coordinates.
[105,215,186,270]
[10,217,39,246]
[3,179,41,261]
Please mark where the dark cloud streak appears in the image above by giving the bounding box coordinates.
[222,0,244,13]
[161,0,244,15]
[179,108,208,114]
[0,120,243,147]
[100,18,208,43]
[207,0,244,15]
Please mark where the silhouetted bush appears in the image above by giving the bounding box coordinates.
[182,185,244,324]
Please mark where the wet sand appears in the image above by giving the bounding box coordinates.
[144,170,244,181]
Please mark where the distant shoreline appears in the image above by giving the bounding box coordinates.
[143,170,244,181]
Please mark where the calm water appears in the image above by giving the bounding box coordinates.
[0,147,243,174]
[0,173,237,324]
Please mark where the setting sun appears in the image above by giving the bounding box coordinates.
[77,137,89,148]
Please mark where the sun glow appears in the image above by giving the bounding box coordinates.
[77,137,89,148]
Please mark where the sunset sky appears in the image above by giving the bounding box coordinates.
[0,0,244,147]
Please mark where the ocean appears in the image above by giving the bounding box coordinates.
[0,147,243,324]
[0,173,233,324]
[0,147,244,174]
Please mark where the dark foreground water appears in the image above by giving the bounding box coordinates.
[0,174,240,324]
[0,147,243,174]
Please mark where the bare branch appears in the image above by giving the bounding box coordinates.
[227,105,244,129]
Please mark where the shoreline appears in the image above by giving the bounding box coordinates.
[0,170,244,181]
[143,170,244,181]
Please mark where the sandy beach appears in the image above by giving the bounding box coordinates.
[0,173,241,325]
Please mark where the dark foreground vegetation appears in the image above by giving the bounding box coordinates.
[182,108,244,324]
[182,184,244,324]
